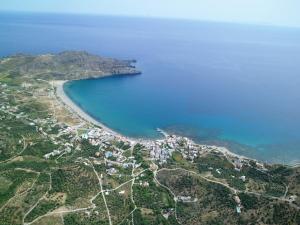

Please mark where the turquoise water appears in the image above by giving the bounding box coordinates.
[1,12,300,163]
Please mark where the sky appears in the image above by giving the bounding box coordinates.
[1,0,300,27]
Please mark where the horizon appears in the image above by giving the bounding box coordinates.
[1,0,300,28]
[1,2,300,224]
[2,10,300,30]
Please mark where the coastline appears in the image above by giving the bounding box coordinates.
[52,80,123,138]
[52,79,253,163]
[53,79,154,145]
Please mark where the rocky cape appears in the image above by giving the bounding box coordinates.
[0,51,141,81]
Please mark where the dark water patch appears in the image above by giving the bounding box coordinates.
[163,124,221,141]
[163,124,258,158]
[164,124,300,165]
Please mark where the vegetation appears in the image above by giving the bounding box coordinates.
[0,52,299,224]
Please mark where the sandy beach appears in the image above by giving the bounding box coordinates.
[52,80,123,138]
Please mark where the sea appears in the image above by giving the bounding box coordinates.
[1,12,300,164]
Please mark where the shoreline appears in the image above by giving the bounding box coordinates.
[53,80,121,136]
[52,80,149,143]
[52,79,299,166]
[52,79,253,162]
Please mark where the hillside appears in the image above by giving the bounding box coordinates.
[0,51,140,80]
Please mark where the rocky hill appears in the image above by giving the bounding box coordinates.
[0,51,140,80]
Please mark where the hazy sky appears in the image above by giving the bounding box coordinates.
[1,0,300,27]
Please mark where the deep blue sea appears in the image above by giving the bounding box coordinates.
[1,12,300,164]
